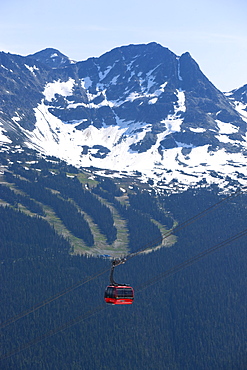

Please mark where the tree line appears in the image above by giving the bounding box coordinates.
[92,179,166,252]
[37,171,117,245]
[0,183,45,216]
[4,172,94,247]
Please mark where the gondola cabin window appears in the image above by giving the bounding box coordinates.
[116,288,134,298]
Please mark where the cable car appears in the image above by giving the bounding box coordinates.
[104,259,134,305]
[104,285,134,305]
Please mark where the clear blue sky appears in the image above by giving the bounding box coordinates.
[1,0,246,91]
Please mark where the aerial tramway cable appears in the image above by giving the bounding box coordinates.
[1,226,247,362]
[0,303,107,361]
[0,185,246,330]
[124,185,247,261]
[0,266,111,330]
[136,227,247,292]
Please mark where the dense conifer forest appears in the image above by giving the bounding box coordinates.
[0,150,246,369]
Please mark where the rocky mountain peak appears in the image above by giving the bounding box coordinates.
[229,84,247,104]
[0,43,247,192]
[27,48,74,69]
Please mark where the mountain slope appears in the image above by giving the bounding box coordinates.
[0,150,175,256]
[0,42,247,191]
[1,170,247,369]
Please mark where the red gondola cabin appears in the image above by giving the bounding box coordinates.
[104,285,134,305]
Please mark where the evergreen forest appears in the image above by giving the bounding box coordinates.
[0,149,246,369]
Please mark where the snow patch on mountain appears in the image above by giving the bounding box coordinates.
[20,98,247,193]
[216,120,239,134]
[189,128,206,133]
[99,65,113,81]
[12,112,22,123]
[175,89,186,113]
[24,64,39,76]
[81,77,93,89]
[177,59,183,81]
[233,101,247,122]
[148,97,158,105]
[24,101,143,166]
[0,126,11,143]
[44,78,75,101]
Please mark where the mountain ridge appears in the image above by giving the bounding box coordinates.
[0,42,247,192]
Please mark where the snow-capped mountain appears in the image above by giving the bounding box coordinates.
[0,42,247,191]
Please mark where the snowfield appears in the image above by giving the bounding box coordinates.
[2,43,247,193]
[21,97,247,192]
